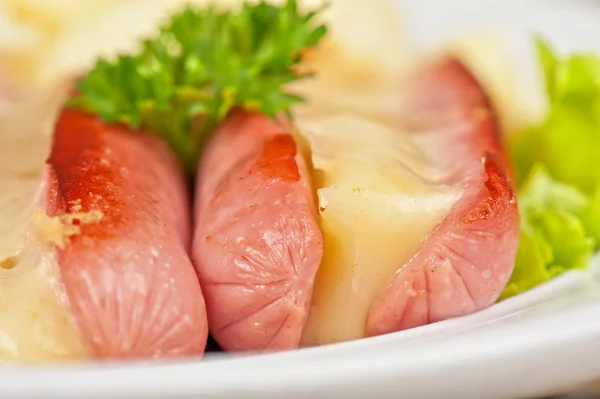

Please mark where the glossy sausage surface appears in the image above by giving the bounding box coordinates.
[46,109,208,358]
[366,59,519,335]
[193,109,323,352]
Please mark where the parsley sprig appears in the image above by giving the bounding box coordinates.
[68,0,327,174]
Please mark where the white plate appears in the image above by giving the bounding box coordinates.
[3,1,600,398]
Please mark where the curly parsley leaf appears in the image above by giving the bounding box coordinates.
[68,0,328,174]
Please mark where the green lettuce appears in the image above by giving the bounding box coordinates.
[500,38,600,300]
[580,187,600,245]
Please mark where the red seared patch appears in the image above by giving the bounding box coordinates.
[463,154,514,225]
[254,134,300,181]
[45,108,209,359]
[46,109,130,241]
[365,58,519,337]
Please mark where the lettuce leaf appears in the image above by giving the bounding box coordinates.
[498,218,552,301]
[513,40,600,191]
[501,38,600,300]
[517,164,588,214]
[500,165,595,299]
[580,187,600,244]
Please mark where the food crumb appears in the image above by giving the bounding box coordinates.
[29,207,104,249]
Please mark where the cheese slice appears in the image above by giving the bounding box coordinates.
[296,112,460,345]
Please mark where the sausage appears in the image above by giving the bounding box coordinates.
[44,108,208,358]
[192,109,323,352]
[366,58,519,335]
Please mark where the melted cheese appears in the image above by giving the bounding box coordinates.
[0,243,91,363]
[296,112,460,346]
[0,175,91,363]
[0,85,90,363]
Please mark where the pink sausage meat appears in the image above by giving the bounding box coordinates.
[46,109,208,358]
[193,109,323,352]
[366,59,519,335]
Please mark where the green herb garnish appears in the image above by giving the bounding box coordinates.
[68,0,327,174]
[500,37,600,300]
